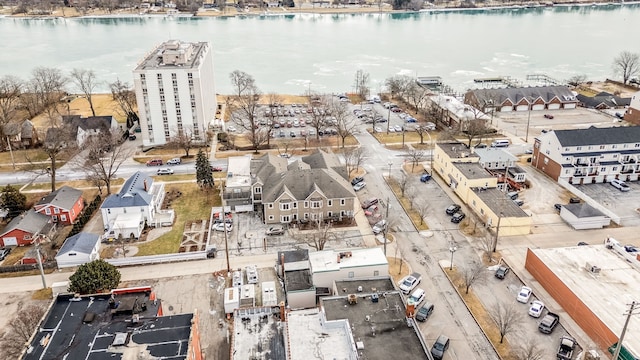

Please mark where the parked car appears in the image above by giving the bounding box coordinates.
[495,266,509,280]
[157,168,174,175]
[211,166,223,172]
[569,197,581,203]
[577,241,589,246]
[517,286,532,303]
[361,198,379,209]
[544,114,554,119]
[227,125,237,132]
[351,177,365,186]
[513,199,524,206]
[430,335,450,360]
[420,174,431,182]
[266,225,285,236]
[353,182,366,192]
[128,134,137,141]
[554,203,563,212]
[424,122,436,131]
[529,300,545,318]
[415,302,434,322]
[398,272,422,294]
[557,336,577,360]
[408,288,425,306]
[372,220,387,234]
[451,212,465,223]
[445,204,461,215]
[474,143,488,149]
[167,157,181,165]
[615,112,624,120]
[610,179,630,192]
[146,159,163,166]
[538,312,560,334]
[212,222,233,232]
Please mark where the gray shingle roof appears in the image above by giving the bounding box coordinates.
[62,115,115,132]
[576,92,631,109]
[470,86,577,105]
[36,186,83,210]
[57,232,100,256]
[563,203,606,218]
[101,171,154,208]
[262,168,355,203]
[554,126,640,147]
[302,150,348,179]
[0,209,50,236]
[250,153,288,185]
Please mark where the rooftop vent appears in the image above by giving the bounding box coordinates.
[585,262,601,274]
[348,294,357,305]
[112,332,128,346]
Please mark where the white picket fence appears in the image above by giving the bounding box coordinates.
[105,251,207,267]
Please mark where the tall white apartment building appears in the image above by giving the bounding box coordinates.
[133,40,216,147]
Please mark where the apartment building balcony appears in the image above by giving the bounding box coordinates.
[620,157,637,164]
[223,191,252,201]
[253,194,262,202]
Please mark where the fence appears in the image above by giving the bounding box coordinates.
[104,251,207,267]
[0,260,57,274]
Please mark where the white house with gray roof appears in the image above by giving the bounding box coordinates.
[100,171,171,236]
[533,126,640,184]
[55,232,101,268]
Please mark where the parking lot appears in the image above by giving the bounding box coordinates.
[574,181,640,227]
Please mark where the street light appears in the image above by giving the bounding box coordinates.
[449,244,457,271]
[492,211,504,253]
[387,162,392,180]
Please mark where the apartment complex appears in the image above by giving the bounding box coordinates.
[133,40,216,147]
[532,126,640,184]
[465,85,578,112]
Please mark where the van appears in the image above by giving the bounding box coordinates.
[415,302,434,321]
[491,139,510,148]
[361,198,379,209]
[408,288,425,306]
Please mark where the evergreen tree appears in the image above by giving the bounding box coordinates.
[68,259,121,294]
[195,148,215,190]
[0,185,27,219]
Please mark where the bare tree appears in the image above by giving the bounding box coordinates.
[414,125,432,145]
[27,124,77,192]
[413,200,430,225]
[78,132,133,195]
[612,51,640,85]
[384,75,412,100]
[423,100,447,127]
[514,339,547,360]
[20,67,67,120]
[70,68,99,117]
[304,217,335,251]
[277,139,293,158]
[167,125,196,158]
[0,303,46,358]
[330,100,356,148]
[307,94,328,141]
[566,74,587,87]
[461,117,491,148]
[405,148,425,172]
[396,172,410,197]
[0,75,24,149]
[353,70,370,100]
[489,301,522,344]
[344,147,367,176]
[461,261,487,294]
[109,79,139,129]
[263,92,282,147]
[404,81,429,113]
[228,70,265,153]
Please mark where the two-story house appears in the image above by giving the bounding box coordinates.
[532,126,640,185]
[100,171,170,239]
[61,115,120,146]
[474,147,526,188]
[434,142,531,236]
[33,186,84,225]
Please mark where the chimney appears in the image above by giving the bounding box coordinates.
[143,179,148,192]
[279,301,287,322]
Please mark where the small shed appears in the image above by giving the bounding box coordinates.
[224,287,240,314]
[55,232,101,269]
[560,203,611,230]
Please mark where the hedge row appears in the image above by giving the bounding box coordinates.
[68,195,102,238]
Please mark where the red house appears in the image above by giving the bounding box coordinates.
[34,186,84,225]
[0,209,54,247]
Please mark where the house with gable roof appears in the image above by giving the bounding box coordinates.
[0,209,55,247]
[61,115,119,146]
[100,171,171,239]
[465,85,578,113]
[55,232,101,268]
[33,186,84,225]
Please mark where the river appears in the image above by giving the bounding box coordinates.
[1,3,639,94]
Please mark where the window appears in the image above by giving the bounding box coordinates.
[293,202,298,209]
[576,146,581,151]
[61,215,67,222]
[54,208,60,214]
[280,203,290,211]
[311,201,322,208]
[45,208,51,215]
[348,272,354,278]
[268,204,273,209]
[374,270,379,276]
[613,166,617,171]
[327,211,333,217]
[304,201,309,208]
[340,198,345,206]
[601,167,606,172]
[281,215,290,223]
[269,215,274,221]
[328,200,333,206]
[254,187,262,194]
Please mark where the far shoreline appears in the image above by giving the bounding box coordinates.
[1,0,638,20]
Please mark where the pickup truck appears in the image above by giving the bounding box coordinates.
[557,335,576,360]
[399,272,422,294]
[538,312,560,334]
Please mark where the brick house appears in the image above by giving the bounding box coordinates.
[625,90,640,125]
[34,186,85,225]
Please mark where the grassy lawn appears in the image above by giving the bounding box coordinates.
[135,183,221,256]
[387,176,429,231]
[445,268,515,360]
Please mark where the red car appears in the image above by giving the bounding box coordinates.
[210,166,223,172]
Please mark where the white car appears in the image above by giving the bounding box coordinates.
[156,168,174,175]
[374,127,382,133]
[528,300,545,318]
[610,179,630,192]
[353,182,366,192]
[227,125,237,132]
[399,274,421,294]
[517,286,532,303]
[372,220,387,234]
[212,223,232,232]
[394,125,403,132]
[167,157,181,165]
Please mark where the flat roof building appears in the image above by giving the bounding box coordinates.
[133,40,216,147]
[525,244,640,358]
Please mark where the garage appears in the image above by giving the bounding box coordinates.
[500,105,513,112]
[548,103,561,110]
[2,237,17,246]
[532,104,545,111]
[516,105,529,111]
[563,103,577,109]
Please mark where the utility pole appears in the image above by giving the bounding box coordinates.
[383,196,390,256]
[612,301,640,360]
[35,243,47,289]
[492,213,503,253]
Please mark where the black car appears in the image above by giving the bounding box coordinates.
[351,177,365,186]
[451,212,465,223]
[495,266,510,279]
[554,204,562,212]
[445,204,461,215]
[0,247,11,261]
[569,197,581,204]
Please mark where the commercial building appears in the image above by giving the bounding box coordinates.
[524,241,640,359]
[532,126,640,184]
[624,90,640,124]
[133,40,216,147]
[22,286,203,360]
